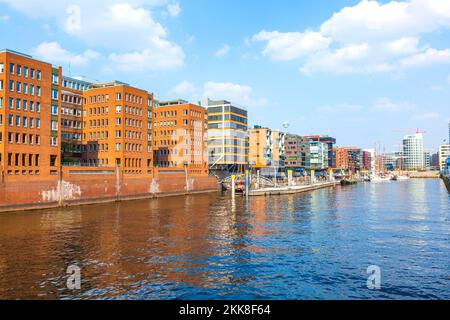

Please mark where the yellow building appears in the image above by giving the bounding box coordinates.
[248,126,285,169]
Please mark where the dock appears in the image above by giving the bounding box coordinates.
[247,181,340,197]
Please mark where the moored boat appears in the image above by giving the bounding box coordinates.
[341,179,358,186]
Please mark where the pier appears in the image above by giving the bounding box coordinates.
[247,181,339,197]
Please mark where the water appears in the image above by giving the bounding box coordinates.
[0,179,448,300]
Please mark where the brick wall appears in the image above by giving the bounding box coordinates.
[0,167,219,213]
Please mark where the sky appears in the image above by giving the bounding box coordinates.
[0,0,449,153]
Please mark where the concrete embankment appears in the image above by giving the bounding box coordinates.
[408,171,440,179]
[247,181,339,197]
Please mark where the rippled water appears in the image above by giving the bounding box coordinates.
[0,179,449,300]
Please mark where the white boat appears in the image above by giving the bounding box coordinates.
[370,175,391,183]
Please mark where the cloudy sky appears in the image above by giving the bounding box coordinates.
[1,0,449,152]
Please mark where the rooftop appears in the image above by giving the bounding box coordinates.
[0,49,32,59]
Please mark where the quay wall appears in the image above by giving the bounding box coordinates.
[407,171,440,179]
[0,167,219,213]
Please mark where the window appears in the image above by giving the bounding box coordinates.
[23,83,28,94]
[52,74,58,84]
[116,118,121,125]
[30,69,35,79]
[8,115,13,126]
[22,100,27,111]
[116,143,121,151]
[0,80,3,90]
[36,118,40,128]
[116,105,122,113]
[9,63,14,74]
[51,105,58,115]
[116,92,121,101]
[0,63,4,73]
[51,89,58,99]
[29,102,34,112]
[29,117,34,128]
[15,116,20,127]
[50,137,57,147]
[36,103,40,112]
[24,67,28,77]
[22,117,27,128]
[37,70,41,80]
[116,130,121,138]
[16,82,21,92]
[17,65,21,76]
[9,80,14,91]
[0,97,2,108]
[30,85,34,95]
[51,120,58,131]
[37,86,42,97]
[15,98,20,110]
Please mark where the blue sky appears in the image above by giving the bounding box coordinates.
[1,0,449,152]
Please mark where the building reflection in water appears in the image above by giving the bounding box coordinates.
[0,179,448,300]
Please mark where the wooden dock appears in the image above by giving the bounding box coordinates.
[247,181,340,197]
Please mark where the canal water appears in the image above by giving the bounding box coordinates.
[0,179,448,300]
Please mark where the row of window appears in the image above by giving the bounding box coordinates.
[86,118,143,128]
[1,114,41,128]
[63,79,91,92]
[61,106,82,117]
[1,97,41,113]
[7,80,42,96]
[87,105,144,116]
[62,94,83,105]
[3,63,41,80]
[0,132,41,145]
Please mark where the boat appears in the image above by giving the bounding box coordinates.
[441,157,450,193]
[341,179,358,186]
[390,175,398,181]
[370,175,391,183]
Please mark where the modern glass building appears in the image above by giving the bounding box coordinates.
[403,133,424,170]
[200,99,249,171]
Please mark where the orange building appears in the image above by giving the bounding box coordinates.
[0,49,61,181]
[334,146,363,172]
[153,100,208,174]
[81,81,153,175]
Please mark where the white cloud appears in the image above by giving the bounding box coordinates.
[318,103,363,113]
[167,3,181,17]
[0,0,184,72]
[386,37,420,55]
[0,15,9,22]
[215,44,230,57]
[410,112,441,120]
[399,48,450,67]
[253,0,450,75]
[203,82,268,107]
[252,30,331,61]
[319,0,450,43]
[300,43,372,75]
[170,81,197,97]
[371,97,417,113]
[108,41,184,72]
[33,42,100,66]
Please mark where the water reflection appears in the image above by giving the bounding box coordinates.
[0,179,448,300]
